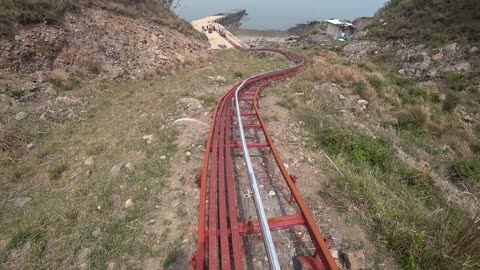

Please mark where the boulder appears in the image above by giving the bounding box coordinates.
[441,43,458,58]
[341,250,366,270]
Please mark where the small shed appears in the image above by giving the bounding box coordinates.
[325,19,355,39]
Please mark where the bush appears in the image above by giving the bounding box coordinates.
[354,81,367,94]
[442,91,460,111]
[396,106,429,129]
[50,75,80,92]
[366,74,384,91]
[450,155,480,190]
[446,73,468,91]
[233,71,244,78]
[88,63,102,75]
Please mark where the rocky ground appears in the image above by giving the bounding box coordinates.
[0,7,209,118]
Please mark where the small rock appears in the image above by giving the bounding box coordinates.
[125,199,134,209]
[339,94,346,101]
[148,219,155,224]
[125,162,135,172]
[92,227,101,238]
[470,47,479,54]
[215,75,226,83]
[268,190,276,198]
[441,43,458,57]
[357,99,369,106]
[14,197,31,208]
[329,229,343,247]
[26,143,35,150]
[341,250,366,270]
[143,135,154,144]
[462,114,474,123]
[111,163,124,177]
[107,261,117,270]
[39,113,47,121]
[84,156,94,166]
[160,155,167,160]
[15,111,28,121]
[253,259,263,270]
[77,247,92,264]
[330,249,340,260]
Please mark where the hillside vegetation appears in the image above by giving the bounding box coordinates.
[370,0,480,47]
[0,0,195,36]
[271,48,480,269]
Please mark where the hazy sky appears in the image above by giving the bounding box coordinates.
[176,0,387,30]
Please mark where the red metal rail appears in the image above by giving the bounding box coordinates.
[193,38,338,270]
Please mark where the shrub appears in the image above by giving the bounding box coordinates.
[356,63,373,72]
[5,85,24,98]
[47,161,68,180]
[50,75,81,92]
[233,71,244,78]
[366,74,384,91]
[396,106,429,129]
[450,155,480,189]
[389,74,415,88]
[88,63,102,75]
[442,91,460,111]
[354,81,367,94]
[446,73,468,91]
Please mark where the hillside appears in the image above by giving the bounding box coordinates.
[369,0,480,47]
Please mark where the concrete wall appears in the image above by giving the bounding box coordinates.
[215,9,247,26]
[327,24,342,39]
[327,24,355,39]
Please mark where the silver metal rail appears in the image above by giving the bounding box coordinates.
[234,50,304,270]
[234,77,281,270]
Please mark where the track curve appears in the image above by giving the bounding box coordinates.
[193,40,338,270]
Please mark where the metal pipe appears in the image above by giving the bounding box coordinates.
[235,79,281,270]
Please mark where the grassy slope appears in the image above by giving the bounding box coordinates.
[0,0,201,38]
[0,50,290,269]
[369,0,480,47]
[271,47,479,269]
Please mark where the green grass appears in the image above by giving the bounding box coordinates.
[446,73,468,91]
[450,155,480,190]
[233,71,244,78]
[5,85,25,98]
[280,48,480,268]
[442,91,460,111]
[370,0,480,47]
[0,49,290,268]
[302,119,478,269]
[50,75,81,92]
[365,74,384,92]
[0,0,202,38]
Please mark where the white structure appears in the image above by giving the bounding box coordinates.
[326,19,355,39]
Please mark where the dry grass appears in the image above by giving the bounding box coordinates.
[305,61,364,86]
[0,0,202,38]
[269,46,480,269]
[0,50,289,269]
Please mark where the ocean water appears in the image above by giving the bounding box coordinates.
[176,0,388,30]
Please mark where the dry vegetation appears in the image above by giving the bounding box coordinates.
[369,0,480,47]
[0,50,290,269]
[270,47,480,269]
[0,0,200,38]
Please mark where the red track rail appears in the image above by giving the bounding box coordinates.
[193,39,338,270]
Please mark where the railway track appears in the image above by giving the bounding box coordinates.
[192,39,338,270]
